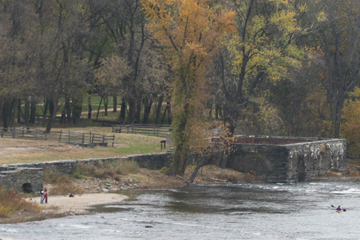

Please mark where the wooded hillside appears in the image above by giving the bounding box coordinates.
[1,0,360,158]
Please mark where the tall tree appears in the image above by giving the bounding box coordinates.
[32,0,90,131]
[310,0,360,138]
[215,0,308,136]
[143,0,235,175]
[0,0,38,129]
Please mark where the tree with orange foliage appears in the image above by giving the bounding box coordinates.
[142,0,235,175]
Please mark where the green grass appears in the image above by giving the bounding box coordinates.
[0,127,169,164]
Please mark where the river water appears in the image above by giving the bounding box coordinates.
[1,181,360,240]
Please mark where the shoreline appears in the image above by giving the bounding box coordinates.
[0,193,128,225]
[27,193,128,215]
[1,165,358,225]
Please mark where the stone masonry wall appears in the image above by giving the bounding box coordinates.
[0,167,43,194]
[2,152,172,175]
[226,136,347,183]
[0,152,172,193]
[0,136,348,192]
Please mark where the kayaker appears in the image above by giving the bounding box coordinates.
[336,204,342,210]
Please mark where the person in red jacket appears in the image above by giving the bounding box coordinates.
[44,188,48,203]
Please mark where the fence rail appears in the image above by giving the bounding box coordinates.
[1,127,115,147]
[112,124,172,137]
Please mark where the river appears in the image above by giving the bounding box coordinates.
[1,181,359,239]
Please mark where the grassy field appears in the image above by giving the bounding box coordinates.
[0,127,169,164]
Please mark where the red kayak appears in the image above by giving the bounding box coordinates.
[336,209,343,213]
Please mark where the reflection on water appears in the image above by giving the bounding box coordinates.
[2,182,360,239]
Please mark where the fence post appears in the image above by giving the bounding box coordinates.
[45,131,47,140]
[112,135,115,147]
[35,129,37,140]
[59,130,62,142]
[103,135,105,145]
[68,131,70,143]
[90,131,92,142]
[12,127,15,138]
[22,127,24,138]
[82,133,85,144]
[1,128,3,138]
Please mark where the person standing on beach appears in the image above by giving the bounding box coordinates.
[44,188,48,203]
[40,188,44,204]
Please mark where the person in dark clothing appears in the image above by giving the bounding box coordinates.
[40,188,44,204]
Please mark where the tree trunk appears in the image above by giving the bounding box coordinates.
[188,158,210,184]
[215,104,219,120]
[17,99,22,124]
[96,96,103,120]
[161,105,168,124]
[61,109,65,124]
[113,95,117,112]
[120,98,126,122]
[45,98,59,132]
[72,97,83,124]
[143,99,153,124]
[167,101,172,124]
[24,98,29,126]
[2,99,12,130]
[155,95,163,125]
[49,99,54,119]
[168,103,190,176]
[104,96,108,116]
[208,102,212,119]
[135,97,142,123]
[127,99,135,124]
[30,100,36,124]
[42,99,49,126]
[65,97,71,123]
[87,96,92,119]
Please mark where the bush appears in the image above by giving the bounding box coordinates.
[72,160,140,179]
[0,188,40,218]
[44,170,72,184]
[50,181,84,196]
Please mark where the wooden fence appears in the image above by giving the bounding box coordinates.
[1,127,115,147]
[112,124,172,137]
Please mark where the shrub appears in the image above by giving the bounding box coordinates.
[72,160,139,179]
[0,188,40,218]
[44,170,71,184]
[50,181,84,196]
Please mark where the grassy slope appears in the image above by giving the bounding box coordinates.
[0,127,168,164]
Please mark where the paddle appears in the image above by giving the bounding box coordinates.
[331,205,346,212]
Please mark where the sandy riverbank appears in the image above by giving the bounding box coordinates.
[27,193,128,215]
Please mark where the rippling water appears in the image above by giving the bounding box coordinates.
[1,181,360,239]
